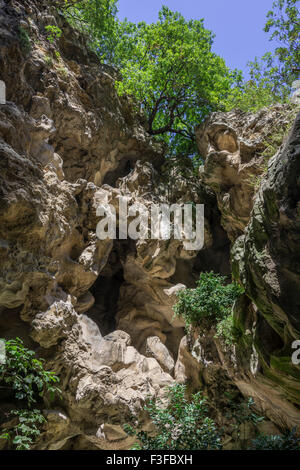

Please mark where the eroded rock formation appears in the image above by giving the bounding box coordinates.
[183,107,300,434]
[230,113,300,429]
[196,105,298,241]
[0,0,300,451]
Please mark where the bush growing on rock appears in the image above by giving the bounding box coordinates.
[45,25,62,43]
[0,338,61,450]
[18,26,31,55]
[0,338,60,406]
[173,272,244,329]
[124,384,222,450]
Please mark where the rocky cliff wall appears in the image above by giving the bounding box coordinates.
[191,105,300,434]
[0,0,229,449]
[0,0,300,450]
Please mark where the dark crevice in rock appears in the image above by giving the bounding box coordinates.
[86,267,124,337]
[170,204,231,288]
[255,314,285,359]
[194,200,231,278]
[193,228,231,279]
[85,239,135,336]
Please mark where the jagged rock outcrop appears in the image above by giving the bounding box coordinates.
[181,109,300,433]
[230,111,300,429]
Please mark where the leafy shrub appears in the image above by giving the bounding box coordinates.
[43,55,54,67]
[261,107,299,157]
[0,338,61,450]
[18,26,31,55]
[57,66,69,79]
[215,312,239,347]
[224,77,279,113]
[45,25,62,43]
[249,428,300,450]
[124,384,222,450]
[0,338,60,406]
[173,272,244,328]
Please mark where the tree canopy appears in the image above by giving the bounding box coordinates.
[243,0,300,106]
[61,3,240,158]
[59,0,300,159]
[113,7,239,157]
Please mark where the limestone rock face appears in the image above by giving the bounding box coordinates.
[292,81,300,105]
[196,105,297,241]
[87,160,222,362]
[0,0,173,449]
[31,299,78,348]
[181,110,300,432]
[230,111,300,429]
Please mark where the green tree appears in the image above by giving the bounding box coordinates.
[225,0,299,111]
[224,77,280,112]
[114,7,240,158]
[62,3,240,158]
[124,384,222,450]
[0,338,60,406]
[262,0,300,91]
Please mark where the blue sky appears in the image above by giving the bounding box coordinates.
[117,0,276,77]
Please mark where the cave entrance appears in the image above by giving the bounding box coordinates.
[86,258,124,337]
[85,239,135,337]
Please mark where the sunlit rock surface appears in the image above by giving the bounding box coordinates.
[0,0,300,450]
